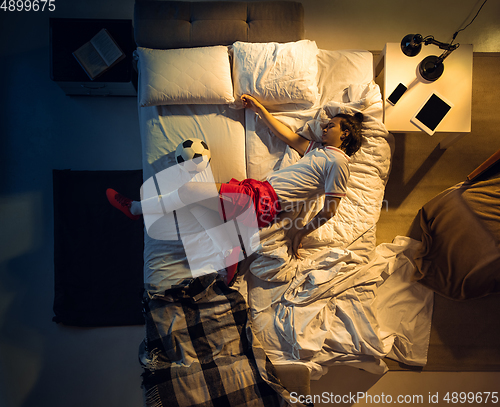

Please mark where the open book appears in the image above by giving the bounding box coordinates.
[73,29,125,80]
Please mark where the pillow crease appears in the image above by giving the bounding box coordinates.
[232,40,320,109]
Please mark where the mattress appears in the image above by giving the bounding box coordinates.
[138,48,376,291]
[138,103,246,290]
[135,44,434,377]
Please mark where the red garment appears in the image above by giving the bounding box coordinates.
[219,178,281,228]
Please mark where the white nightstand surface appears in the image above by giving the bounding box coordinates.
[376,42,473,134]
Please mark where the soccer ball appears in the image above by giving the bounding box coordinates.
[175,138,211,173]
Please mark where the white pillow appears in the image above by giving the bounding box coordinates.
[231,40,320,109]
[136,46,235,107]
[316,49,374,106]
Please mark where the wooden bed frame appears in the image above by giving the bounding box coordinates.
[134,0,304,49]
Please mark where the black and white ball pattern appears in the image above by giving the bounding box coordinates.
[175,138,211,173]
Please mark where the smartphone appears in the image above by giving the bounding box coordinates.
[387,83,407,106]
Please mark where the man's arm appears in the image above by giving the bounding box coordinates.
[241,94,310,156]
[291,196,341,258]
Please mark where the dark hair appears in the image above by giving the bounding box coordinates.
[335,112,364,156]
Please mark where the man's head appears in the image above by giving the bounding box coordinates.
[330,112,364,156]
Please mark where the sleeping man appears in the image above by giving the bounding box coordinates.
[107,94,364,284]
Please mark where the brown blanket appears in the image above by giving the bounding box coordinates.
[412,165,500,300]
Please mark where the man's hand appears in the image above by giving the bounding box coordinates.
[241,94,309,156]
[241,94,263,113]
[291,196,341,259]
[291,229,307,259]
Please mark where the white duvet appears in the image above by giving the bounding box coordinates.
[238,82,434,377]
[243,235,433,378]
[137,46,434,376]
[247,82,391,281]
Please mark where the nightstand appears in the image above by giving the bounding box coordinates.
[375,43,473,148]
[50,18,137,96]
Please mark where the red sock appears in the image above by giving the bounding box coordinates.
[106,189,140,220]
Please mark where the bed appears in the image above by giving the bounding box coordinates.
[133,1,434,404]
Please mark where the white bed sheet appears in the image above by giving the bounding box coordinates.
[241,234,434,378]
[137,48,434,375]
[138,104,246,291]
[138,49,375,291]
[139,104,246,182]
[237,51,433,376]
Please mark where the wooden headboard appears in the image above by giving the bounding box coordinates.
[134,0,304,49]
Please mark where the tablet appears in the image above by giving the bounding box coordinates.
[411,92,453,135]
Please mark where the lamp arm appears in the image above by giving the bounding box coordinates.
[422,35,460,63]
[423,36,450,49]
[436,44,460,63]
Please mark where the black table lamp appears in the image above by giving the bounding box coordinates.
[400,0,488,81]
[401,34,460,82]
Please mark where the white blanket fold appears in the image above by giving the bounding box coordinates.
[250,82,393,281]
[241,82,433,378]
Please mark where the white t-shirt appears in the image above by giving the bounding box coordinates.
[267,141,350,211]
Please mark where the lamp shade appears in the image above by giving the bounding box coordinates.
[419,55,445,81]
[401,34,423,56]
